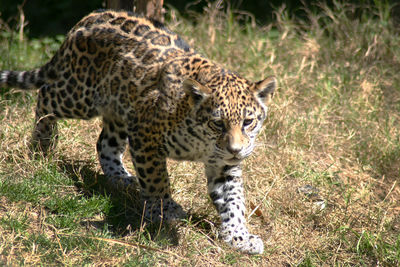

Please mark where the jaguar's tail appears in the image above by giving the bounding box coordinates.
[0,68,47,90]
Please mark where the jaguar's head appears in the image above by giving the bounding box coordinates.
[184,74,276,165]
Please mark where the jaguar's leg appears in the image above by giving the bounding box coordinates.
[31,81,101,155]
[206,163,264,254]
[31,112,58,155]
[31,84,60,155]
[128,135,185,222]
[97,118,137,186]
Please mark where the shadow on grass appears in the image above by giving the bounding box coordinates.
[57,159,215,246]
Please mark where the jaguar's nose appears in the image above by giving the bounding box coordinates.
[227,142,242,155]
[227,132,243,155]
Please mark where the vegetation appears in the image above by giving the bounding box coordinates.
[1,1,399,265]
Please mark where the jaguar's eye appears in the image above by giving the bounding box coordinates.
[243,119,254,127]
[211,120,224,129]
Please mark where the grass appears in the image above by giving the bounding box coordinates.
[1,1,400,265]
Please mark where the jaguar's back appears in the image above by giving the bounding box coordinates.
[0,10,277,255]
[1,10,192,89]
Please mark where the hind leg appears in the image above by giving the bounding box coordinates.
[97,118,137,186]
[31,113,58,154]
[31,82,99,155]
[31,85,59,155]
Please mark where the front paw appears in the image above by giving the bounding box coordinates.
[230,234,264,254]
[106,176,140,195]
[221,230,264,254]
[143,198,187,223]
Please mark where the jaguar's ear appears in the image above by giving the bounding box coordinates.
[252,76,277,105]
[183,78,212,106]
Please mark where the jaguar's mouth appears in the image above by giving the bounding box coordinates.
[224,156,243,165]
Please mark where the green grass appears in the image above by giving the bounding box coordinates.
[1,1,400,266]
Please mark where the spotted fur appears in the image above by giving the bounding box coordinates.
[0,10,276,254]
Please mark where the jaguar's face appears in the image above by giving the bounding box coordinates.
[184,75,277,165]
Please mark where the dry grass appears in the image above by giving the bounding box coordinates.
[1,1,400,266]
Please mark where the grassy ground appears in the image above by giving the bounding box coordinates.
[1,1,400,266]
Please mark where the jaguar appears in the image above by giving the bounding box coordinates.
[0,10,276,254]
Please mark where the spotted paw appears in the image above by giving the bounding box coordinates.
[143,198,187,222]
[223,233,264,254]
[106,175,140,193]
